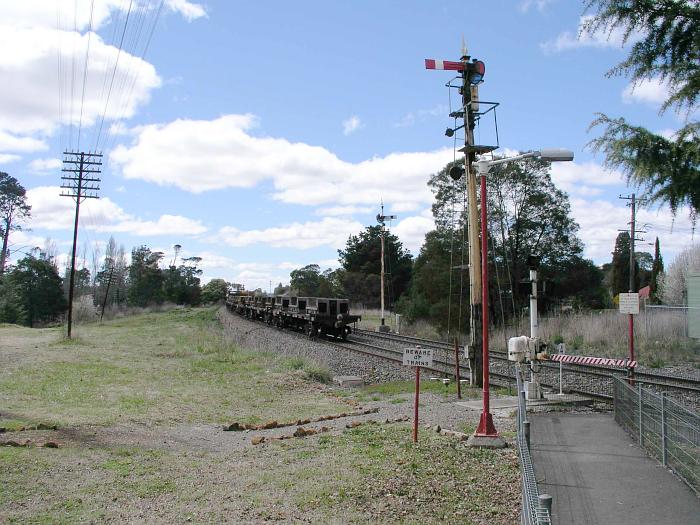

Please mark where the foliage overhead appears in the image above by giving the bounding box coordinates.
[585,0,700,216]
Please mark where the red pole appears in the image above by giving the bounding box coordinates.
[413,366,420,443]
[475,170,498,437]
[628,313,635,385]
[454,338,462,400]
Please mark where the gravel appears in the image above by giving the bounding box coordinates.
[218,309,419,384]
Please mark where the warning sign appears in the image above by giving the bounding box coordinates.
[403,347,433,367]
[619,293,640,315]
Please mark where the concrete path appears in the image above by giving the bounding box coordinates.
[530,412,699,525]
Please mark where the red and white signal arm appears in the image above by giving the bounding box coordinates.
[425,59,485,83]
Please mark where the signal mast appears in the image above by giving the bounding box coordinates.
[376,202,396,333]
[425,41,503,446]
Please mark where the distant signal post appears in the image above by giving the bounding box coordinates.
[403,345,433,443]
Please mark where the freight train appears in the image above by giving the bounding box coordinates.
[225,293,361,340]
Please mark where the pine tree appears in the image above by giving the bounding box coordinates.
[650,237,664,303]
[586,0,700,216]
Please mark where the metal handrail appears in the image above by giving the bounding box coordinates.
[516,365,553,524]
[613,377,699,497]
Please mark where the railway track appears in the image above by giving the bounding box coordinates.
[225,311,700,408]
[352,327,700,405]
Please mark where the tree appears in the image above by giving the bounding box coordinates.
[127,246,165,307]
[635,251,654,289]
[338,225,413,306]
[1,256,66,327]
[399,229,469,331]
[486,157,585,314]
[585,1,700,216]
[290,264,322,296]
[163,257,202,305]
[649,237,664,302]
[0,173,31,274]
[609,232,640,296]
[659,243,700,304]
[201,279,229,303]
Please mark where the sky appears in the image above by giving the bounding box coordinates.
[1,0,697,291]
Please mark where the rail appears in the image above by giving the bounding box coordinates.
[515,365,552,525]
[613,377,700,497]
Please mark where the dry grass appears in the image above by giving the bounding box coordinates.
[354,307,441,340]
[491,309,700,367]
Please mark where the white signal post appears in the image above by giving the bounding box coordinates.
[403,345,433,442]
[377,203,396,333]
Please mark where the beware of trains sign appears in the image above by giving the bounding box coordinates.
[403,347,433,367]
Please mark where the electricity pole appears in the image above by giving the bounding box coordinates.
[61,151,102,338]
[619,193,645,382]
[100,265,115,322]
[377,203,396,332]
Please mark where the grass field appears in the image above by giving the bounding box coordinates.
[0,307,519,524]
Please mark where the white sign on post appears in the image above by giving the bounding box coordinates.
[619,293,640,315]
[403,347,433,367]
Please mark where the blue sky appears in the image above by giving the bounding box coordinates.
[1,0,696,290]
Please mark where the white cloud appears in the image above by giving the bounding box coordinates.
[541,15,641,54]
[25,186,206,236]
[549,161,623,195]
[0,25,161,136]
[110,114,454,211]
[394,105,447,128]
[29,158,62,174]
[0,130,47,153]
[4,1,205,31]
[342,115,363,136]
[216,217,364,250]
[165,0,207,21]
[393,214,435,253]
[519,0,556,13]
[622,77,670,107]
[570,198,697,263]
[657,128,678,140]
[0,154,21,164]
[315,205,373,216]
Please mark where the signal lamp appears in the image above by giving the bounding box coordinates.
[449,166,465,181]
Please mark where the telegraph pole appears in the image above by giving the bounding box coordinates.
[61,151,102,338]
[619,193,645,382]
[100,265,115,322]
[377,203,396,332]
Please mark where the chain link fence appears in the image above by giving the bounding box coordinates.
[613,377,700,496]
[515,367,553,525]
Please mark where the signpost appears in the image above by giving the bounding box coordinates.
[619,292,640,384]
[619,293,640,315]
[403,345,433,442]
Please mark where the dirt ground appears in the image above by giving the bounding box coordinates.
[0,308,520,524]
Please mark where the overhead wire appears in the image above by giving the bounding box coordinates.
[68,0,79,151]
[77,0,97,151]
[94,0,135,150]
[104,0,165,154]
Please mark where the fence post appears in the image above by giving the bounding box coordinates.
[539,494,553,516]
[524,420,531,448]
[638,383,644,447]
[661,393,667,466]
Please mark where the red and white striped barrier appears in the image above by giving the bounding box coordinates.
[551,354,637,368]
